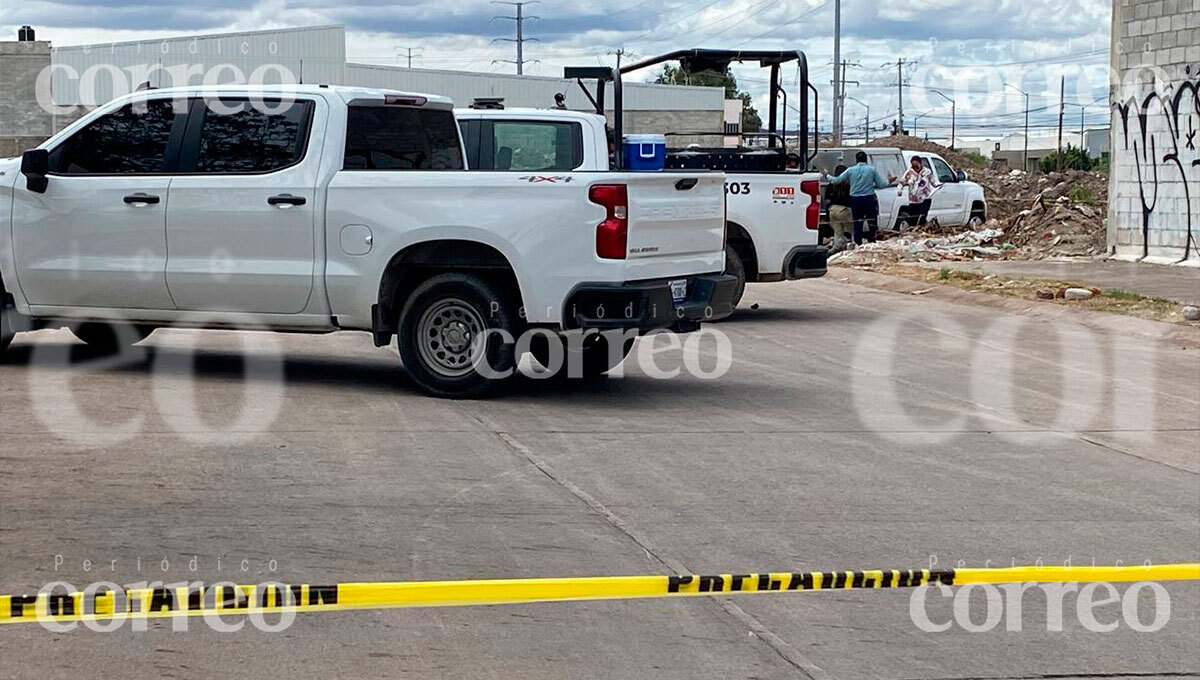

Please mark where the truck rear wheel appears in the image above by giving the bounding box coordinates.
[70,322,155,354]
[724,245,746,309]
[0,296,12,354]
[397,273,519,398]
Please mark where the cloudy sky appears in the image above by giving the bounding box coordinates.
[1,0,1114,140]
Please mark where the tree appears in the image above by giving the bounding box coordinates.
[1038,145,1094,174]
[654,65,762,133]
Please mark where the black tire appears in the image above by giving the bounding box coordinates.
[397,273,520,398]
[0,283,12,354]
[70,322,154,354]
[531,331,635,379]
[724,245,746,309]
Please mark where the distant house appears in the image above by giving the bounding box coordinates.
[989,129,1110,172]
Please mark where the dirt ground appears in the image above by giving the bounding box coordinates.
[847,262,1196,325]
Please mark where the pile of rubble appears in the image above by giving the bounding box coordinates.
[838,136,1109,263]
[982,169,1108,258]
[865,135,983,172]
[828,228,1012,266]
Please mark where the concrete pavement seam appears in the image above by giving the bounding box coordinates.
[454,402,830,680]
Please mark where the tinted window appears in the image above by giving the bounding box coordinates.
[192,99,311,173]
[49,100,182,174]
[344,107,464,170]
[931,157,955,183]
[492,121,581,171]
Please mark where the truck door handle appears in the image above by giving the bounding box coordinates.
[123,193,160,206]
[268,194,307,208]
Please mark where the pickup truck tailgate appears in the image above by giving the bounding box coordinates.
[623,173,726,279]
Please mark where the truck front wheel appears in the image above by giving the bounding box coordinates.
[724,245,747,309]
[397,273,520,398]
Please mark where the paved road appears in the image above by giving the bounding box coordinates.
[1,278,1197,679]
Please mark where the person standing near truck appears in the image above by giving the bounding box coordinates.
[897,155,938,228]
[822,151,895,244]
[826,163,854,251]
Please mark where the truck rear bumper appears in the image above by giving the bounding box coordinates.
[564,273,738,332]
[784,245,829,280]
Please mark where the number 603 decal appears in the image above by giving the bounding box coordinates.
[724,182,751,195]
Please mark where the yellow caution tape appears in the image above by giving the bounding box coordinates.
[2,563,1197,625]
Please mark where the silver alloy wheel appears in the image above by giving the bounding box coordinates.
[416,298,487,378]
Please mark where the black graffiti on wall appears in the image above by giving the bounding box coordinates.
[1113,65,1200,261]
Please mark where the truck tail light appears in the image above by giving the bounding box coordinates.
[800,179,821,231]
[590,184,628,260]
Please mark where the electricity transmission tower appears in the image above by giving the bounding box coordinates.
[395,46,422,68]
[492,1,539,75]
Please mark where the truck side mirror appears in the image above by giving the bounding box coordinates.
[956,169,967,182]
[21,149,49,194]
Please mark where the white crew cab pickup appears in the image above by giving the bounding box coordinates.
[813,147,987,233]
[0,85,736,397]
[456,105,828,310]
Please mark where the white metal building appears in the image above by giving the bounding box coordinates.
[46,24,723,133]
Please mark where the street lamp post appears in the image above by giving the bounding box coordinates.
[930,89,956,150]
[913,112,929,136]
[1005,83,1030,172]
[1064,96,1106,155]
[846,96,869,144]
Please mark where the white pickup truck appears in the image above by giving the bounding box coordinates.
[456,105,827,309]
[813,147,987,233]
[0,85,736,397]
[562,50,828,309]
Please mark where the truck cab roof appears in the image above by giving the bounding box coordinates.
[452,107,607,125]
[96,84,455,109]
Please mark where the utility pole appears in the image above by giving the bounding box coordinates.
[1023,93,1030,171]
[608,48,625,70]
[492,1,539,75]
[882,58,908,134]
[1056,75,1065,171]
[830,60,858,145]
[395,46,421,68]
[832,0,841,144]
[1079,106,1086,150]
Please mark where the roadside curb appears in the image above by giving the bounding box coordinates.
[830,266,1200,349]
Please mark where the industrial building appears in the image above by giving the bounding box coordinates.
[1,24,726,155]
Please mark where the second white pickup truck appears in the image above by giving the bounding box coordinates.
[0,84,736,397]
[559,51,829,310]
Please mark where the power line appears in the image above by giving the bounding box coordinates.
[732,0,833,47]
[622,0,726,46]
[689,0,783,44]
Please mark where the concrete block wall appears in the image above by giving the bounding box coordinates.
[1109,0,1200,263]
[0,40,53,154]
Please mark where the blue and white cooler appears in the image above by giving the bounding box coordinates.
[623,134,667,171]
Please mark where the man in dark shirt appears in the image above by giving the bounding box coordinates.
[825,164,853,251]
